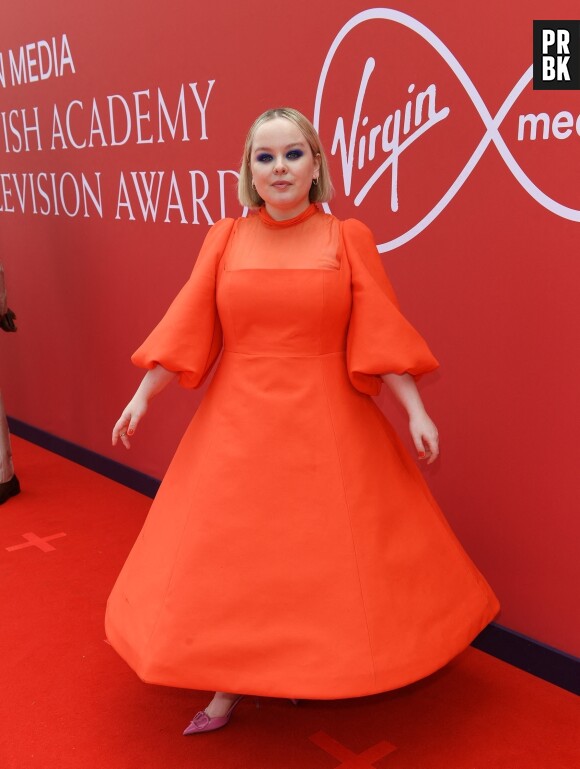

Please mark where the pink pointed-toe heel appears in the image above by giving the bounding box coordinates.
[183,695,244,735]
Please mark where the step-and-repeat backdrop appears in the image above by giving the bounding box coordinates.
[1,0,578,656]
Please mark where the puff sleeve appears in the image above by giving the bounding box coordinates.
[343,218,439,396]
[131,217,234,389]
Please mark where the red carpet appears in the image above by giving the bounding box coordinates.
[1,436,578,769]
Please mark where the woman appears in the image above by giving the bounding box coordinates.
[107,108,499,734]
[0,262,20,505]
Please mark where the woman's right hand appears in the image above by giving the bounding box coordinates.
[111,365,177,449]
[112,395,148,450]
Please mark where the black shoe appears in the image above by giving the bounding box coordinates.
[0,475,20,505]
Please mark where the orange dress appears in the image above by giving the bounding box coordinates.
[105,204,499,699]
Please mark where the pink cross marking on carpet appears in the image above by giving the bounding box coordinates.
[6,531,67,553]
[309,730,397,768]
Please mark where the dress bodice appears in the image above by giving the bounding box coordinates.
[131,206,439,396]
[217,206,352,357]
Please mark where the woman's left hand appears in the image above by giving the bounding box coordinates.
[409,411,439,464]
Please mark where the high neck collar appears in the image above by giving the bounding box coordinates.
[258,203,318,228]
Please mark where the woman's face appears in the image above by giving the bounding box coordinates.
[250,117,320,221]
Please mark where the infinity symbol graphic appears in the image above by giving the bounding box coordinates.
[313,8,580,253]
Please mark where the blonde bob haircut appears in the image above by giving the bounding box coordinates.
[238,107,334,209]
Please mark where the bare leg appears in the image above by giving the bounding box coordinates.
[0,390,14,483]
[203,691,241,718]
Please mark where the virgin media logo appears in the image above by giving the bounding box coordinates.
[329,56,449,214]
[313,9,580,252]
